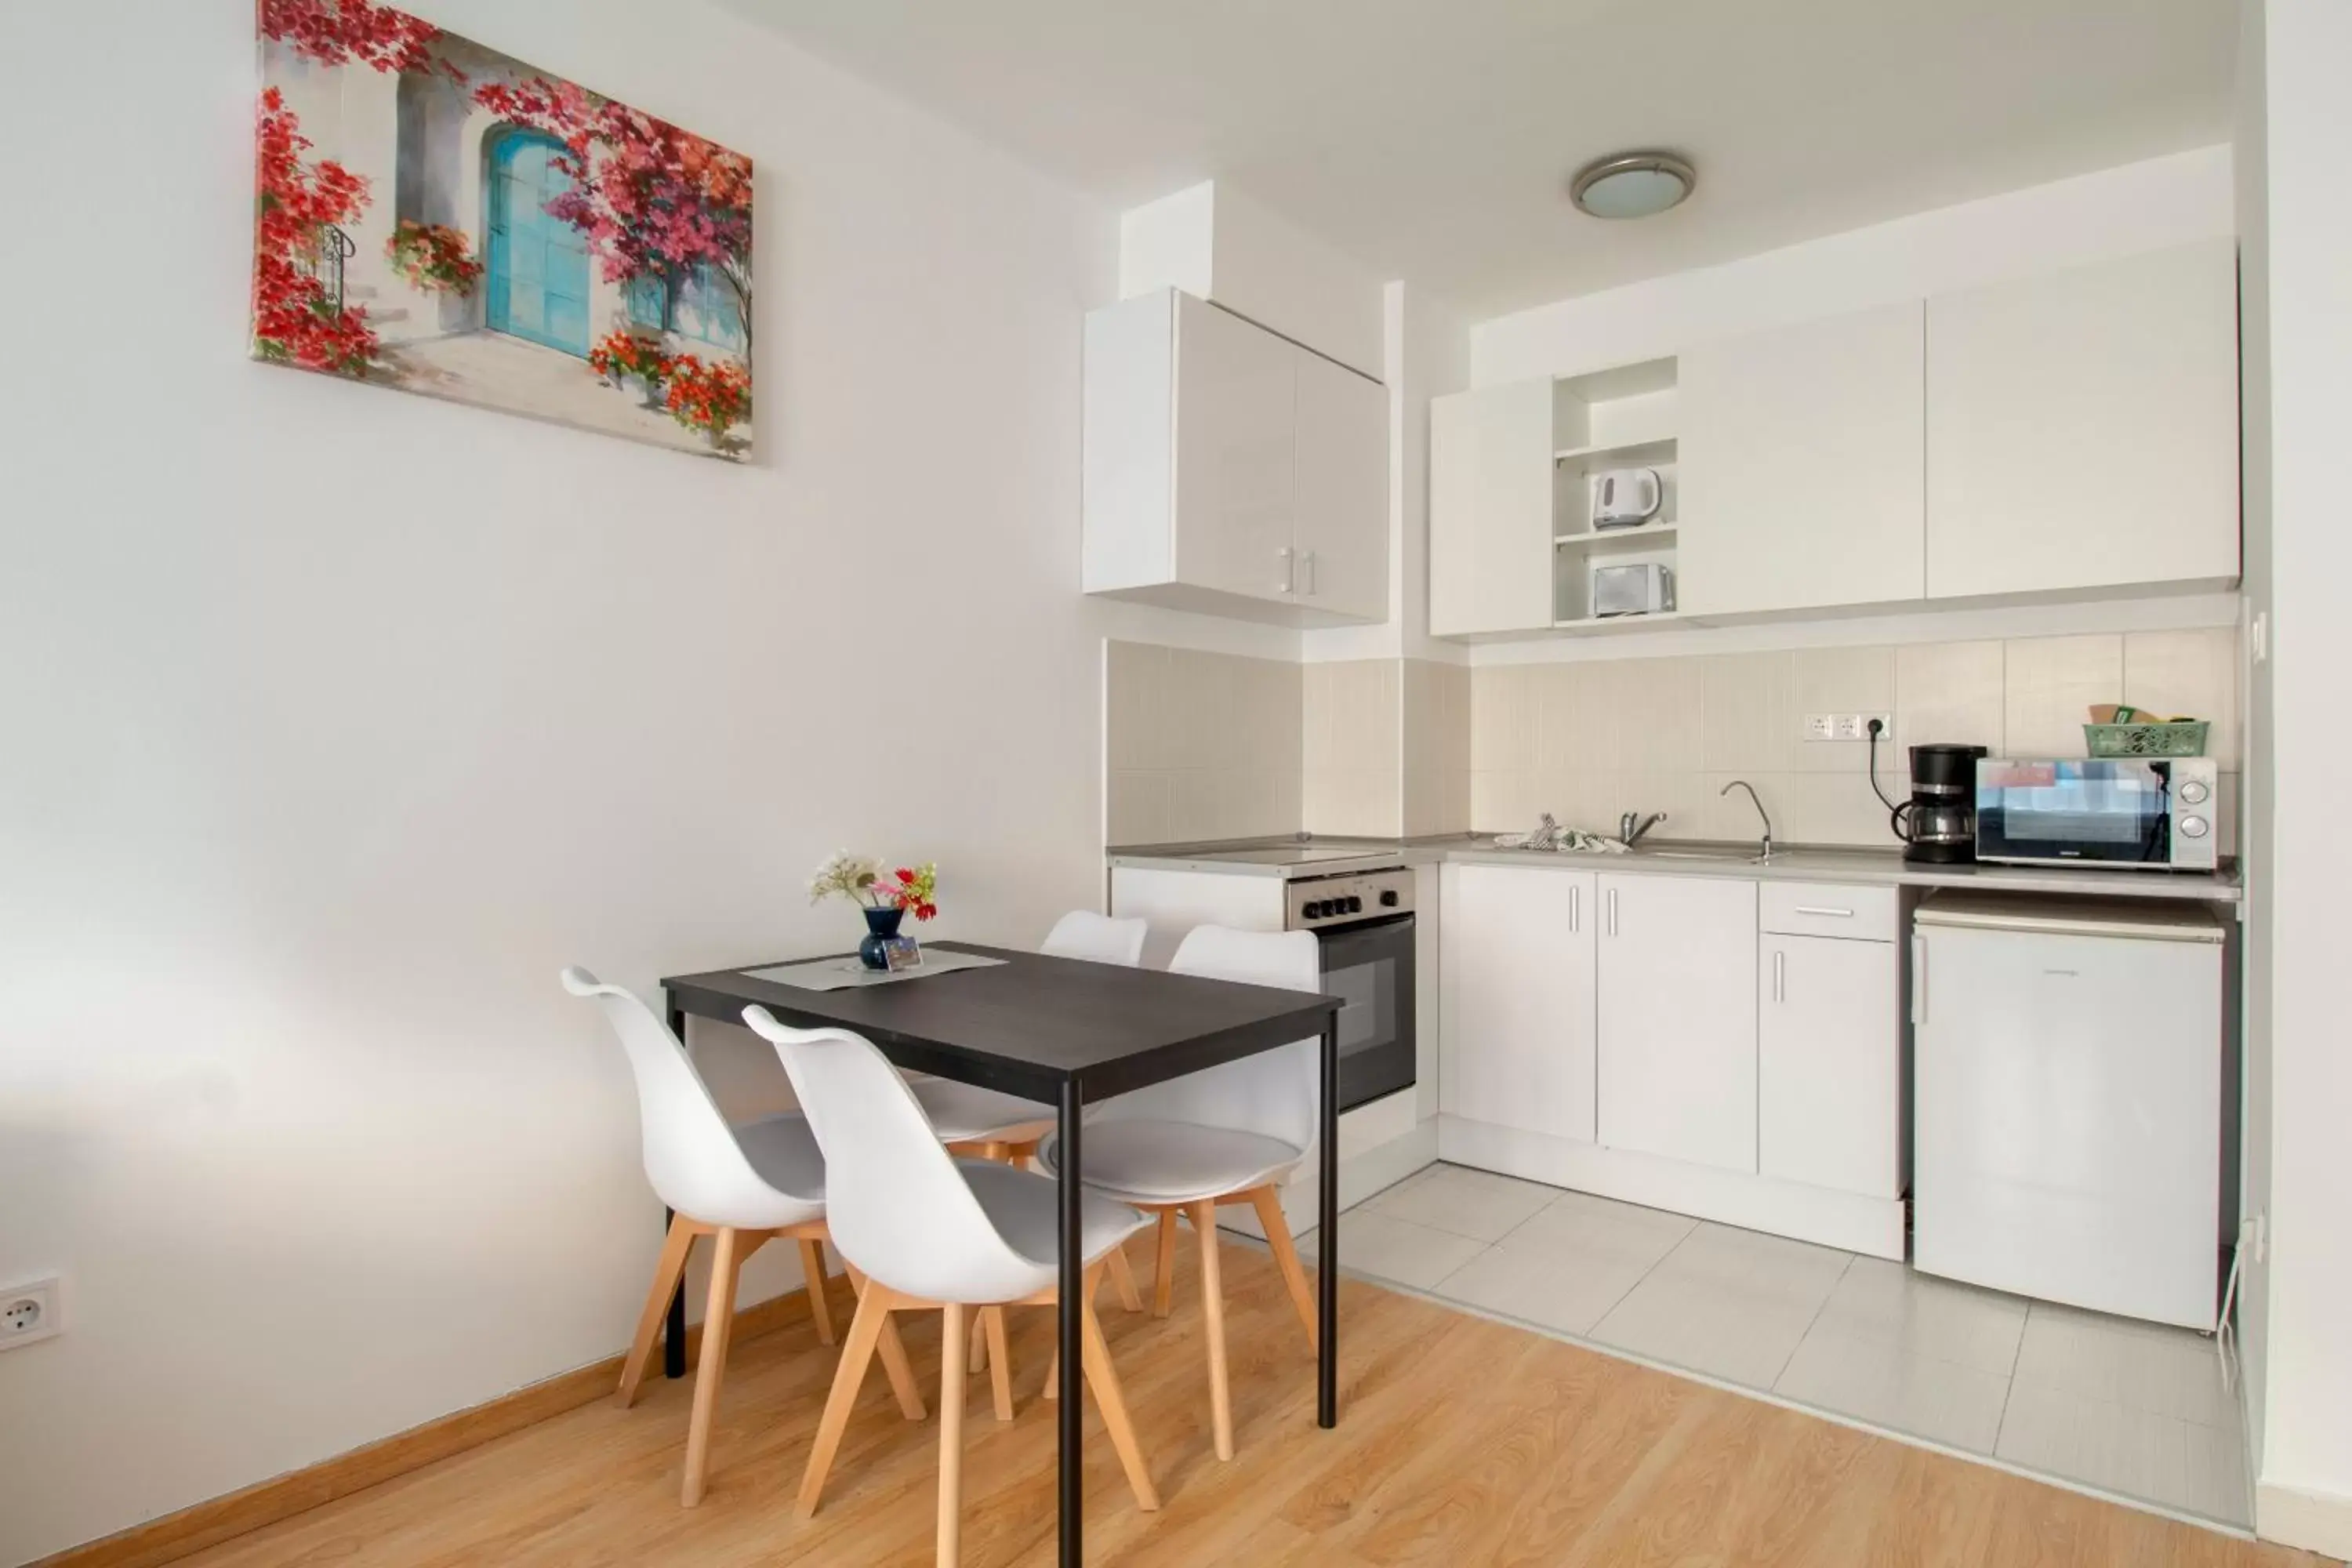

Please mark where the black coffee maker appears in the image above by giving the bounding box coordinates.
[1889,742,1989,863]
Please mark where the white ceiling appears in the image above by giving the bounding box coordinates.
[722,0,2238,319]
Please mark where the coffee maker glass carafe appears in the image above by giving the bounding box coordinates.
[1889,743,1988,864]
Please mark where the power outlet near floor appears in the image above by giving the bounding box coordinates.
[0,1277,61,1350]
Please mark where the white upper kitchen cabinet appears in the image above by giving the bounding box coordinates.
[1429,379,1555,636]
[1291,346,1392,621]
[1596,873,1759,1173]
[1926,239,2241,600]
[1679,302,1926,615]
[1082,288,1388,626]
[1757,932,1900,1199]
[1439,863,1598,1143]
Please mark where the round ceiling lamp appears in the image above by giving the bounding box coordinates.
[1569,152,1697,220]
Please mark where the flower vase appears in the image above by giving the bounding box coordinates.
[639,373,667,410]
[858,906,907,971]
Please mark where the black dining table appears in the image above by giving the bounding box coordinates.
[660,941,1344,1566]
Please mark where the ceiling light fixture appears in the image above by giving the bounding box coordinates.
[1569,151,1697,220]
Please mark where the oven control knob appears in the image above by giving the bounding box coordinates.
[1379,889,1400,907]
[2180,815,2210,840]
[2179,779,2211,805]
[1342,896,1363,913]
[1301,901,1323,919]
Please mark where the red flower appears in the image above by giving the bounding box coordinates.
[895,869,916,884]
[251,89,379,376]
[915,903,938,922]
[259,0,446,75]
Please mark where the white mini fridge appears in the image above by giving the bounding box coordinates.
[1911,894,2224,1330]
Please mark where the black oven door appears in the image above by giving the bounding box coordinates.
[1314,913,1416,1113]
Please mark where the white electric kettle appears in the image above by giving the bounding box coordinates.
[1592,467,1663,528]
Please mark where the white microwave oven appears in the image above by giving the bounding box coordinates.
[1974,757,2220,871]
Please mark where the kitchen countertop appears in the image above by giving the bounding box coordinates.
[1107,835,2243,904]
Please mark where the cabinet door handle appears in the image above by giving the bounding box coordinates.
[1794,906,1853,918]
[1277,546,1294,594]
[1568,884,1579,933]
[1606,887,1619,936]
[1911,935,1927,1025]
[1773,949,1785,1003]
[1301,549,1317,596]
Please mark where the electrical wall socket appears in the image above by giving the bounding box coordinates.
[0,1277,60,1350]
[1806,713,1893,742]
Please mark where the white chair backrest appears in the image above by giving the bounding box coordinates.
[1042,909,1147,967]
[742,1006,1049,1304]
[561,967,786,1221]
[1090,926,1324,1154]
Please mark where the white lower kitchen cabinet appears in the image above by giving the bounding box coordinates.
[1757,933,1900,1198]
[1439,863,1597,1142]
[1595,873,1759,1174]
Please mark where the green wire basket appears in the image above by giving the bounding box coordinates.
[2082,721,2209,758]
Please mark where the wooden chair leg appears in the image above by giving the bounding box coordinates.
[681,1226,748,1507]
[937,1304,966,1568]
[1105,1243,1143,1312]
[617,1215,696,1409]
[798,1236,837,1346]
[982,1306,1014,1421]
[1191,1199,1234,1461]
[1079,1278,1160,1512]
[1152,1209,1178,1317]
[1249,1185,1319,1352]
[844,1262,927,1421]
[797,1281,895,1519]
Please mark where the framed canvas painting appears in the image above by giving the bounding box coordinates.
[252,1,754,460]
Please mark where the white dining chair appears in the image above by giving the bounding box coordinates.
[1036,925,1323,1461]
[906,910,1148,1159]
[562,967,924,1507]
[742,1004,1160,1566]
[906,910,1149,1318]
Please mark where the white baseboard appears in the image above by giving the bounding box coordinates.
[1436,1114,1906,1259]
[2257,1480,2352,1556]
[1221,1091,1438,1240]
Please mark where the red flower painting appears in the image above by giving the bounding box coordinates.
[249,0,754,459]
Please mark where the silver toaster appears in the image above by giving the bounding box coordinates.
[1592,562,1675,617]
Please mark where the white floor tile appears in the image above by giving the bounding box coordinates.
[1362,1162,1558,1243]
[1432,1192,1695,1338]
[1774,1323,2014,1454]
[1995,1379,2250,1525]
[2011,1301,2238,1428]
[1811,1256,2030,1377]
[1588,1221,1853,1389]
[1299,1207,1490,1292]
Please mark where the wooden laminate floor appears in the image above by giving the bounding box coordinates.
[180,1246,2331,1568]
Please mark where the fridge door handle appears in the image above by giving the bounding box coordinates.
[1773,949,1785,1004]
[1911,934,1927,1025]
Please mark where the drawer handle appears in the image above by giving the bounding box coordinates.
[1793,906,1855,917]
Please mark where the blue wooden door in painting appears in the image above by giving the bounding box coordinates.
[485,132,591,356]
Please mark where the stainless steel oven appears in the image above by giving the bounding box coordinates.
[1285,868,1416,1112]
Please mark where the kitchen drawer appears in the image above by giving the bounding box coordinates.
[1760,882,1897,943]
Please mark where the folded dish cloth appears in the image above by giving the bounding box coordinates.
[1491,813,1629,854]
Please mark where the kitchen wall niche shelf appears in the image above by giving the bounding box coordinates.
[1557,521,1679,548]
[1553,436,1678,473]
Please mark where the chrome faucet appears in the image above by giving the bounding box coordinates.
[1721,779,1774,861]
[1619,811,1668,847]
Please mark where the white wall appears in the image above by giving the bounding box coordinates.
[2239,0,2352,1555]
[0,1,1142,1560]
[1472,146,2235,387]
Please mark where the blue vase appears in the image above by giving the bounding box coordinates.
[858,906,906,971]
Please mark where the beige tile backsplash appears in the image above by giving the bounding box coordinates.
[1470,629,2243,853]
[1110,627,2241,854]
[1106,642,1472,844]
[1105,642,1302,846]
